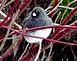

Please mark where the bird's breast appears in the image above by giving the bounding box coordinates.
[24,28,52,43]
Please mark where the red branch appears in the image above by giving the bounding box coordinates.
[1,24,77,34]
[0,0,19,26]
[18,0,32,16]
[52,7,77,40]
[61,7,77,25]
[0,0,32,60]
[48,0,59,17]
[1,36,23,60]
[1,22,77,60]
[1,23,77,45]
[53,0,59,8]
[0,1,77,61]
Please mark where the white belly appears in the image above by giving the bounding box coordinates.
[24,28,52,43]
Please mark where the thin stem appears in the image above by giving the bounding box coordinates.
[18,43,29,61]
[0,7,20,51]
[45,0,53,11]
[0,0,19,26]
[55,11,61,23]
[48,44,53,57]
[1,35,22,59]
[0,0,7,11]
[4,0,14,7]
[60,0,77,24]
[70,46,77,60]
[48,0,63,15]
[46,6,73,11]
[41,50,45,61]
[0,23,11,51]
[34,41,42,61]
[68,0,77,6]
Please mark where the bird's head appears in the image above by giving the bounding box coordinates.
[22,7,52,28]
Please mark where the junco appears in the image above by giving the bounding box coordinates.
[21,7,53,43]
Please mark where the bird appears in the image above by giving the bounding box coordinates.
[21,7,53,61]
[21,7,53,43]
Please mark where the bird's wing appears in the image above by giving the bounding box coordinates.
[24,28,52,43]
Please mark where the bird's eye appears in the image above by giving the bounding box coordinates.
[32,12,37,17]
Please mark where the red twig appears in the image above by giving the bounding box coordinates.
[0,0,32,60]
[53,0,59,7]
[18,0,32,16]
[52,7,77,40]
[1,36,23,60]
[48,0,60,17]
[0,23,77,45]
[62,7,77,25]
[1,23,77,60]
[0,0,19,26]
[0,0,77,60]
[1,24,77,34]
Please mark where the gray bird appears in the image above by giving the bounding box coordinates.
[21,7,53,43]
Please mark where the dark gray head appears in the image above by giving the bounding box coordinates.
[22,7,52,28]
